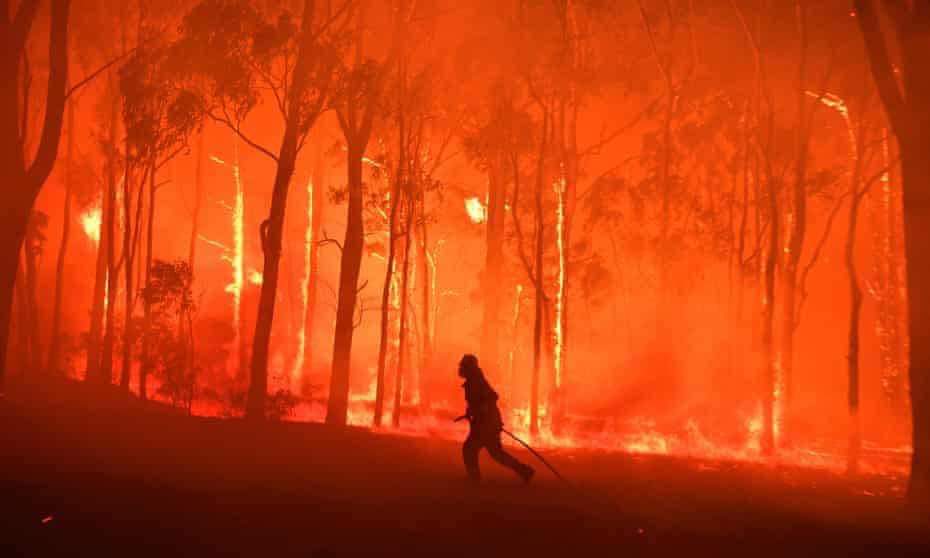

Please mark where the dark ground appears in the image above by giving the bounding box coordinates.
[1,380,928,557]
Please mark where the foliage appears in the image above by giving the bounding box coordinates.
[142,260,196,410]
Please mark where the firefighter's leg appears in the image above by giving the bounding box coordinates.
[485,432,533,480]
[462,431,482,480]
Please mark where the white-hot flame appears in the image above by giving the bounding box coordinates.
[80,206,102,244]
[464,196,487,224]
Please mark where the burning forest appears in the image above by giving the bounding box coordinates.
[2,1,930,554]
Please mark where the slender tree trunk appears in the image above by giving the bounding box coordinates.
[189,131,205,270]
[481,161,505,376]
[416,203,432,410]
[760,149,779,457]
[86,187,108,382]
[392,198,414,427]
[245,0,322,420]
[120,156,136,391]
[845,180,864,476]
[327,141,366,425]
[374,165,401,427]
[47,99,74,376]
[779,1,810,442]
[245,134,298,419]
[527,109,550,436]
[100,82,121,386]
[140,166,156,401]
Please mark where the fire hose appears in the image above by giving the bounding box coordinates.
[455,416,569,484]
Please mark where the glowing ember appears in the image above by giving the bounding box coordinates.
[248,269,263,285]
[464,196,487,224]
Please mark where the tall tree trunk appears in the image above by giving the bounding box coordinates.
[119,157,136,391]
[760,147,779,457]
[140,165,156,401]
[100,76,122,386]
[899,143,930,503]
[529,113,548,436]
[779,0,811,443]
[0,0,71,390]
[86,186,108,382]
[481,161,505,376]
[47,99,74,376]
[189,130,205,270]
[392,198,414,427]
[245,0,322,420]
[245,134,298,419]
[845,174,864,476]
[416,200,432,410]
[855,0,930,506]
[327,141,365,425]
[374,163,401,427]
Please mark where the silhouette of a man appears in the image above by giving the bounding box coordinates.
[457,354,534,482]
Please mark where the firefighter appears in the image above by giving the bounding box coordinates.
[456,354,534,483]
